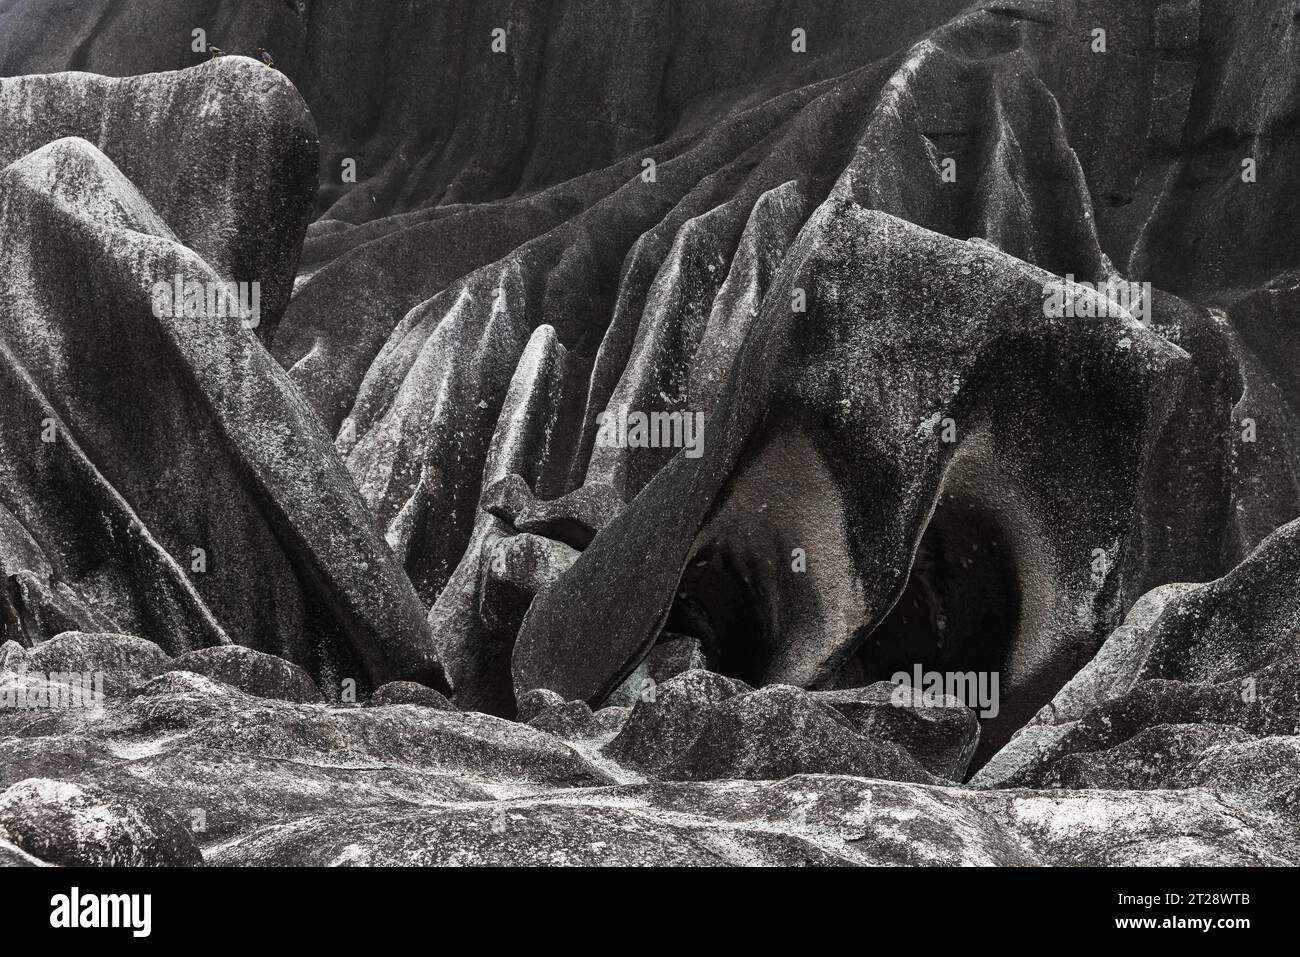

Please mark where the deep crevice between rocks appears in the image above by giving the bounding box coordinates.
[856,492,1022,776]
[644,422,1076,780]
[663,549,766,687]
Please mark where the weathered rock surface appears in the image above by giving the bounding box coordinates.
[209,774,1298,867]
[659,685,936,784]
[167,646,324,704]
[0,778,202,867]
[365,681,456,711]
[0,838,44,866]
[591,706,631,735]
[25,631,169,695]
[814,683,981,782]
[515,688,566,724]
[601,679,935,784]
[527,700,599,740]
[604,634,708,708]
[606,670,752,774]
[0,641,24,671]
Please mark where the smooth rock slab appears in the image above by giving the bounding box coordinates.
[210,801,854,867]
[208,774,1299,867]
[157,699,614,789]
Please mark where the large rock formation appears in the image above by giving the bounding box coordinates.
[1,0,1298,866]
[0,132,442,694]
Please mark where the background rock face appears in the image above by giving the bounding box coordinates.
[0,59,317,334]
[0,0,1299,866]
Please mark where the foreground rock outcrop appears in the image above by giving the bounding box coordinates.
[0,633,1295,866]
